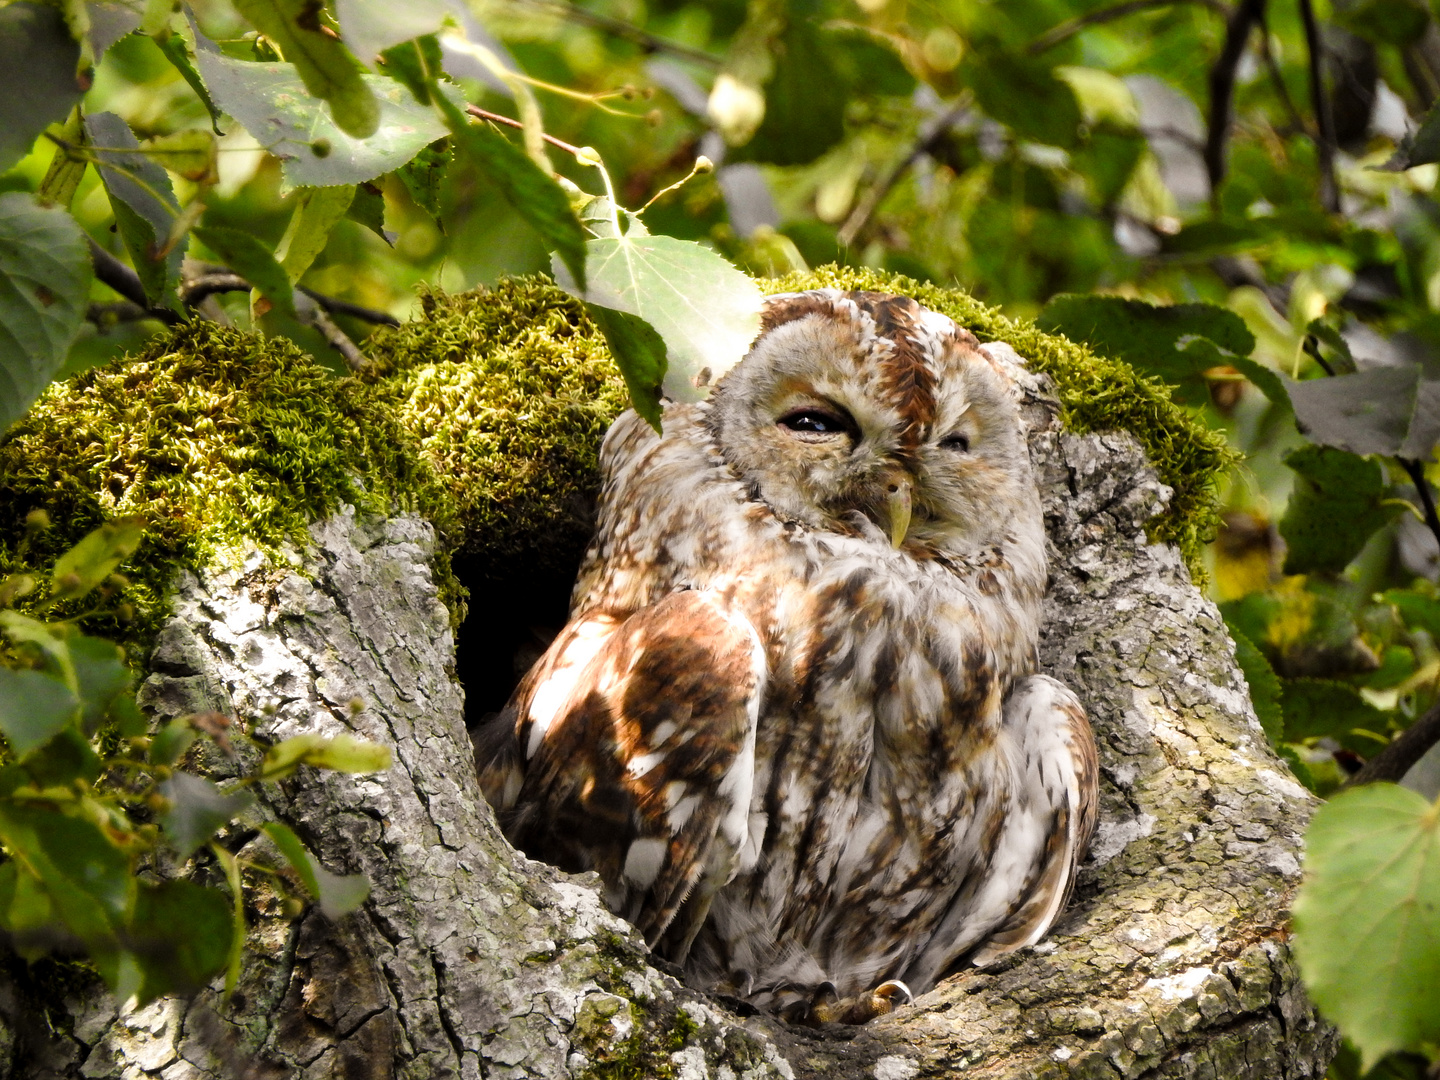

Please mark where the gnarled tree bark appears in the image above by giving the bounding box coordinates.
[0,373,1336,1079]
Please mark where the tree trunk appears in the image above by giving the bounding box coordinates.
[0,374,1337,1080]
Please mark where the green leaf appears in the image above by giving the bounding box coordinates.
[274,186,354,285]
[377,34,445,106]
[159,772,253,859]
[557,234,762,404]
[963,51,1083,149]
[37,105,88,211]
[51,516,144,601]
[194,47,453,189]
[1334,0,1431,45]
[231,0,379,139]
[584,304,666,433]
[0,667,79,758]
[144,129,218,186]
[1280,445,1403,575]
[149,717,197,766]
[1037,294,1260,407]
[344,181,392,245]
[193,225,296,318]
[155,25,225,135]
[127,879,233,1004]
[0,191,94,433]
[23,726,100,787]
[435,92,587,293]
[83,112,186,309]
[1227,626,1283,746]
[1281,677,1393,746]
[0,611,76,688]
[212,843,245,999]
[261,731,391,778]
[262,821,369,918]
[0,803,132,963]
[109,693,148,738]
[1293,784,1440,1069]
[0,3,85,174]
[396,141,448,225]
[69,634,129,736]
[1285,365,1440,460]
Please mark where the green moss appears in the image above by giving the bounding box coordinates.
[764,267,1233,577]
[0,321,450,654]
[362,279,630,583]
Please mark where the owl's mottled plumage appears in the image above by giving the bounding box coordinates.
[475,290,1098,1022]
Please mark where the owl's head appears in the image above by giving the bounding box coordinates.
[703,290,1040,556]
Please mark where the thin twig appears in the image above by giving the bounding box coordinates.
[299,288,400,327]
[1298,0,1340,213]
[1029,0,1230,55]
[1399,458,1440,555]
[1254,7,1309,135]
[1205,0,1266,207]
[1344,698,1440,787]
[518,0,722,67]
[87,300,153,324]
[465,104,587,158]
[838,98,971,248]
[295,292,371,373]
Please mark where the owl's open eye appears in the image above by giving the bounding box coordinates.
[940,433,971,452]
[778,408,852,438]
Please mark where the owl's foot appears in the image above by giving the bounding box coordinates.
[784,979,914,1026]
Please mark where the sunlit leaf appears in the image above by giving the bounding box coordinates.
[274,185,354,285]
[127,879,233,1004]
[0,191,94,433]
[51,516,143,601]
[194,225,295,318]
[159,773,253,859]
[1293,784,1440,1069]
[556,233,762,403]
[84,111,186,309]
[1280,445,1402,574]
[211,843,245,999]
[260,731,391,778]
[434,91,587,292]
[37,106,88,211]
[144,130,218,186]
[0,667,79,758]
[262,821,369,918]
[232,0,379,139]
[0,2,85,174]
[194,47,454,189]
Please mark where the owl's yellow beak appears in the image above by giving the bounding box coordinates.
[886,478,912,548]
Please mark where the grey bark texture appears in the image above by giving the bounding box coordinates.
[1,378,1337,1080]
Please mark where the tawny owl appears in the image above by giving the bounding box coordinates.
[474,289,1099,1023]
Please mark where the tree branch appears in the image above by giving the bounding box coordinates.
[518,0,722,67]
[1205,0,1267,207]
[296,292,373,373]
[1029,0,1230,55]
[181,269,401,328]
[1346,698,1440,787]
[1255,6,1309,136]
[1298,0,1340,214]
[1399,457,1440,555]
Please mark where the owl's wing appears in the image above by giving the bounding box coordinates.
[900,674,1098,987]
[473,589,766,957]
[968,674,1098,966]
